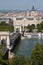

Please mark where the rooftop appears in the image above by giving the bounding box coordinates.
[31,5,36,11]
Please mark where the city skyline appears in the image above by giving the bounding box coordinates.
[0,0,43,11]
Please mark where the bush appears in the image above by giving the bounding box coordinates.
[9,55,26,65]
[31,43,43,65]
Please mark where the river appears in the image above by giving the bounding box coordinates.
[14,37,43,58]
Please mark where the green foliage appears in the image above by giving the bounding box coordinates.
[0,58,9,65]
[0,22,14,32]
[9,55,26,65]
[40,21,43,29]
[0,45,3,49]
[0,45,4,58]
[27,24,35,32]
[9,43,43,65]
[31,24,35,29]
[37,21,43,32]
[0,41,43,65]
[0,46,9,65]
[37,24,42,32]
[27,21,43,32]
[31,43,43,65]
[24,60,32,65]
[0,21,7,25]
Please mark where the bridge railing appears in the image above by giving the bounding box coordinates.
[10,32,21,49]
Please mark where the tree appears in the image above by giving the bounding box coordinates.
[0,59,9,65]
[31,43,43,65]
[0,45,9,65]
[9,55,26,65]
[40,21,43,29]
[37,24,42,32]
[0,22,14,32]
[31,24,35,29]
[27,24,35,32]
[24,60,32,65]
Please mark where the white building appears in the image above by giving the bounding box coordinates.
[0,31,10,48]
[13,6,43,33]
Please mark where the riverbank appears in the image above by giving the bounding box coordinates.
[24,32,43,38]
[14,37,43,58]
[21,36,26,40]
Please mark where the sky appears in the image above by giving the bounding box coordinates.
[0,0,43,10]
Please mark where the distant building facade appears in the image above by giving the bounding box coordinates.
[13,6,43,32]
[0,18,13,25]
[0,6,43,33]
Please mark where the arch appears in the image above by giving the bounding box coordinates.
[0,32,10,49]
[1,38,7,46]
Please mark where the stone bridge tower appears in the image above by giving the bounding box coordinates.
[0,31,10,48]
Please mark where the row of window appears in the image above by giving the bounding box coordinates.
[16,18,34,20]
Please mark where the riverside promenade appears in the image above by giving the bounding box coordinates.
[24,32,43,38]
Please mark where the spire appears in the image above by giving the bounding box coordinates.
[31,5,36,11]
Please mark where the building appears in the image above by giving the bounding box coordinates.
[0,18,13,25]
[13,6,43,33]
[0,6,43,33]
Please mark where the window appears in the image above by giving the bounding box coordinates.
[26,18,34,20]
[16,18,23,20]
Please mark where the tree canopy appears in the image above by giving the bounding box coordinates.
[0,22,14,32]
[0,41,43,65]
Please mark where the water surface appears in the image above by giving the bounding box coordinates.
[14,38,43,58]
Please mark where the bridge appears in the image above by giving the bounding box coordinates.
[10,32,21,50]
[0,31,21,59]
